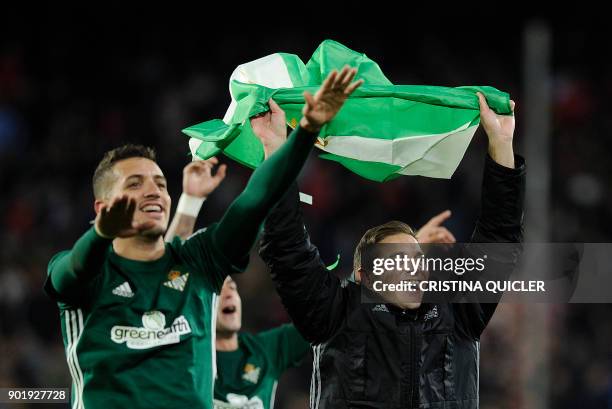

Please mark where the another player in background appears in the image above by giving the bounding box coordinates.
[165,153,310,409]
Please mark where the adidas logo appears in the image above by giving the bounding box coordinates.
[371,304,389,313]
[163,273,189,292]
[112,282,134,298]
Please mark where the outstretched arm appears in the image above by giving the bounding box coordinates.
[455,94,526,338]
[47,196,155,301]
[214,67,363,266]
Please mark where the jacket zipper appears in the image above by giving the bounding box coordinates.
[409,313,418,408]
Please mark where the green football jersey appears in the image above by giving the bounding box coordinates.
[213,324,310,409]
[45,225,242,409]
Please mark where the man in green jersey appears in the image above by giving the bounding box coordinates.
[212,277,309,409]
[44,67,363,409]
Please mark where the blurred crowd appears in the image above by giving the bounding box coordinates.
[1,17,611,409]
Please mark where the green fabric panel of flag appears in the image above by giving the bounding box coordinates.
[183,39,512,182]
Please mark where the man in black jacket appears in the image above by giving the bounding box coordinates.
[259,92,525,409]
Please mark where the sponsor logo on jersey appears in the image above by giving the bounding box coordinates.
[112,282,134,298]
[163,271,189,292]
[242,363,261,384]
[213,394,264,409]
[110,310,191,349]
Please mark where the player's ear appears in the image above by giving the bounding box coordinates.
[355,269,363,284]
[94,199,105,215]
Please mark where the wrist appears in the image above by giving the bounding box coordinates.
[94,222,114,240]
[299,117,321,133]
[177,193,206,217]
[488,140,515,169]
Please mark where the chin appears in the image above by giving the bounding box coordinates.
[141,225,166,238]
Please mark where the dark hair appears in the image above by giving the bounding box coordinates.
[353,220,416,273]
[92,144,156,199]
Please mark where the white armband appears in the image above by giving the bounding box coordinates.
[177,193,206,217]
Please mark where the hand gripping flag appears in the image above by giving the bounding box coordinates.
[183,40,513,182]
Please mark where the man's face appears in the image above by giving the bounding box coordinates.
[216,277,242,335]
[366,233,427,310]
[105,157,171,237]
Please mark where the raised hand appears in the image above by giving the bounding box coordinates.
[416,210,457,244]
[300,66,364,133]
[477,92,516,168]
[183,158,227,198]
[95,195,155,238]
[250,98,287,159]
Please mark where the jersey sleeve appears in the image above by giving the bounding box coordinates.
[44,227,111,307]
[256,324,310,375]
[44,250,105,308]
[176,222,248,294]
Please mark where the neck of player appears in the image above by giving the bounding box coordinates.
[216,331,239,351]
[113,235,166,261]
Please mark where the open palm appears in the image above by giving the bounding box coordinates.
[301,66,364,132]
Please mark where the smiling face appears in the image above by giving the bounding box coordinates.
[96,157,171,238]
[354,221,426,310]
[376,233,426,310]
[216,277,242,336]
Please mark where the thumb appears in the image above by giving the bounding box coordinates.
[303,91,315,114]
[215,164,227,182]
[268,98,283,114]
[477,92,490,114]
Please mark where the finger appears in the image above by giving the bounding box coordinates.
[191,160,213,172]
[340,67,357,87]
[477,92,490,114]
[344,78,364,96]
[268,98,283,114]
[509,100,516,112]
[320,70,338,94]
[425,210,452,227]
[214,164,227,182]
[303,91,316,113]
[434,227,456,243]
[185,161,207,173]
[111,195,129,212]
[206,157,219,166]
[335,65,351,88]
[126,197,136,217]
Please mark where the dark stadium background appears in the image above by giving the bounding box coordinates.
[1,10,611,409]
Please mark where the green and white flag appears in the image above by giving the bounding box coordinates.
[183,40,512,182]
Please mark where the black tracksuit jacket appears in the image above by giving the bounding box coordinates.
[259,154,526,409]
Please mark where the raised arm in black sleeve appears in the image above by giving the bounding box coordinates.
[455,154,526,338]
[259,184,348,345]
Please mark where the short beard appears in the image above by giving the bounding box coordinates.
[139,225,165,240]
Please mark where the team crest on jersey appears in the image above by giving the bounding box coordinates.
[242,363,261,384]
[163,271,189,292]
[110,310,191,349]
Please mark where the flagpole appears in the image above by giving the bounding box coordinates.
[520,20,552,409]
